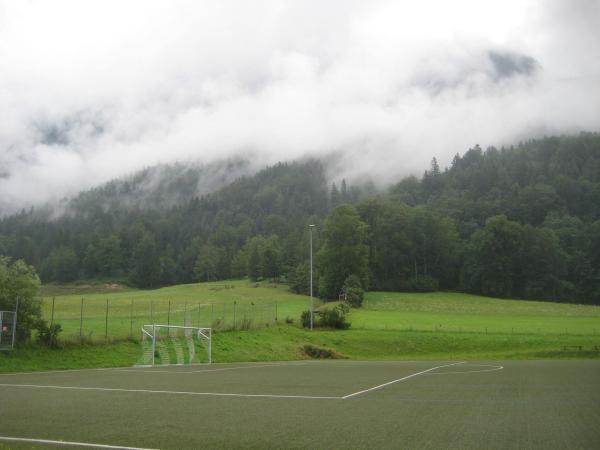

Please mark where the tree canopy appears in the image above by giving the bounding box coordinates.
[0,133,599,304]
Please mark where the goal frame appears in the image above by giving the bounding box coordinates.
[140,324,212,366]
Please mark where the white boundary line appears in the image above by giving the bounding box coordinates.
[425,364,504,375]
[0,435,156,449]
[0,383,340,400]
[342,361,465,399]
[118,362,310,374]
[0,361,311,377]
[0,361,504,401]
[0,366,129,377]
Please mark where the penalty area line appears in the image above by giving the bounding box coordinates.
[0,435,156,450]
[0,383,340,400]
[120,362,311,375]
[342,361,466,399]
[425,364,504,375]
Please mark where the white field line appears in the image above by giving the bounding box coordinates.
[0,435,156,450]
[119,362,310,375]
[0,366,129,377]
[0,383,340,400]
[0,361,305,377]
[342,362,465,399]
[425,364,504,375]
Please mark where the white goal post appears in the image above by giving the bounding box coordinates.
[138,324,212,367]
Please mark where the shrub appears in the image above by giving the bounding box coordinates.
[301,304,350,329]
[342,274,365,307]
[300,310,312,328]
[301,344,345,359]
[318,305,351,329]
[36,321,62,348]
[0,257,42,344]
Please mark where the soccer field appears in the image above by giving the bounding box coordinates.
[1,360,599,449]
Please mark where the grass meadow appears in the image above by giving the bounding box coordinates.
[349,291,600,335]
[1,280,598,372]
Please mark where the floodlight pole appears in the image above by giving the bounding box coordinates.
[309,224,315,330]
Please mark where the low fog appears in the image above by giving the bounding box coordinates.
[0,0,599,214]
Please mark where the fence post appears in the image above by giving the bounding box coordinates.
[275,301,278,322]
[79,297,84,342]
[150,301,154,325]
[12,298,19,349]
[233,301,237,330]
[105,299,109,342]
[130,299,134,338]
[50,296,55,328]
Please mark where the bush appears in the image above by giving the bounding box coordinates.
[36,321,62,348]
[0,257,42,344]
[318,304,351,329]
[301,344,345,359]
[342,274,365,307]
[300,310,312,328]
[301,305,350,329]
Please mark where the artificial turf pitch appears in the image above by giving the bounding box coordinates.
[0,360,599,449]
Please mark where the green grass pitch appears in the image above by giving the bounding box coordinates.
[1,360,599,449]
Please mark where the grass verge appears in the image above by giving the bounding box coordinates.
[0,341,139,373]
[2,325,599,373]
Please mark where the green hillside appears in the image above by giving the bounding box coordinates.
[38,280,311,342]
[39,281,600,342]
[350,292,600,335]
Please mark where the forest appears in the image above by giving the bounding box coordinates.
[0,133,598,304]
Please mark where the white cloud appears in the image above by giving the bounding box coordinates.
[0,0,598,213]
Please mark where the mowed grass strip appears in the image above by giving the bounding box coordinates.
[349,291,600,335]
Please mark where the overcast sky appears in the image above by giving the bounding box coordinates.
[0,0,599,213]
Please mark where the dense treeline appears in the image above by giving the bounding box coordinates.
[0,133,598,304]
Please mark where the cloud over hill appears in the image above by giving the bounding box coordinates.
[0,0,598,213]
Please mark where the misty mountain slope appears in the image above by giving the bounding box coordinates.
[0,133,599,304]
[63,158,254,216]
[0,158,334,281]
[168,159,331,245]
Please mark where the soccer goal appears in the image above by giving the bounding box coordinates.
[138,324,212,367]
[0,310,17,350]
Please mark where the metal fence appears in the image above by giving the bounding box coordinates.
[40,296,282,343]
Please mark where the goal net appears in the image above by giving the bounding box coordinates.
[0,311,17,350]
[137,324,212,367]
